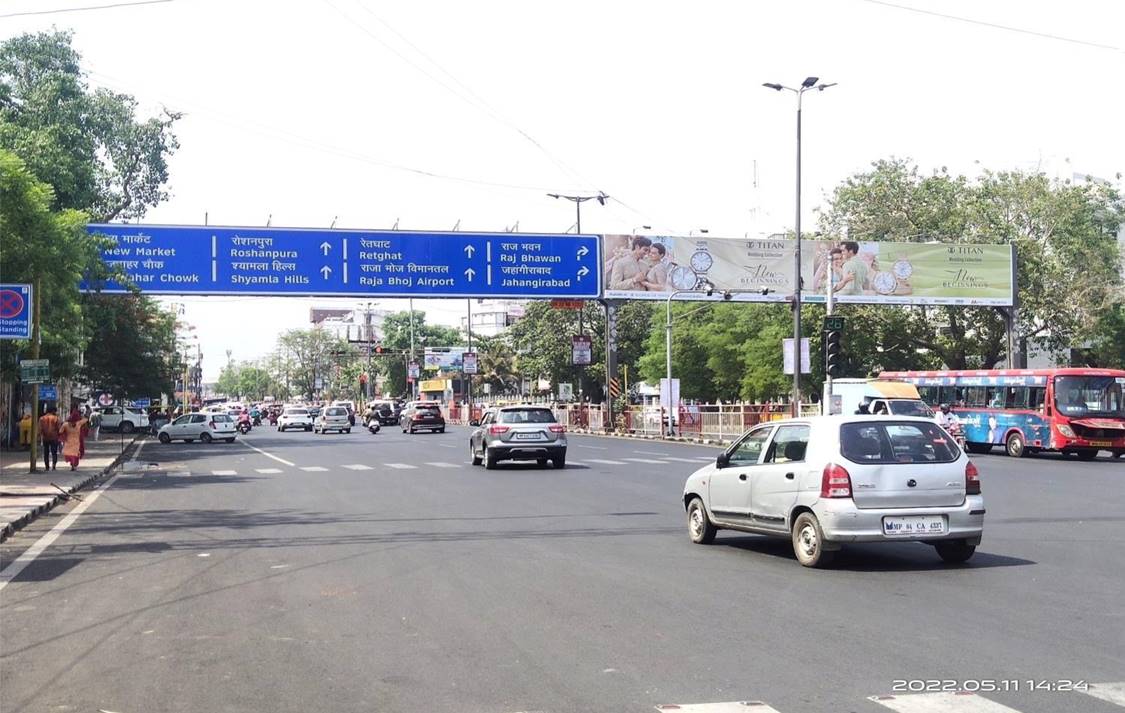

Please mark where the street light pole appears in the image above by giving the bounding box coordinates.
[763,76,835,417]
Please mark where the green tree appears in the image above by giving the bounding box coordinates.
[473,334,518,396]
[278,327,347,400]
[0,30,181,220]
[215,363,243,398]
[376,310,462,397]
[80,294,178,400]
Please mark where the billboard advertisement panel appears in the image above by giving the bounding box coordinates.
[602,235,1015,306]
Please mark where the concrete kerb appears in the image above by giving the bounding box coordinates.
[0,435,143,543]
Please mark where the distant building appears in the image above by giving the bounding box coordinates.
[459,300,525,337]
[310,306,392,343]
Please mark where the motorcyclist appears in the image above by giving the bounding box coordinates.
[250,406,261,425]
[935,403,961,433]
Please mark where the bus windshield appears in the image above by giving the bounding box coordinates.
[1054,376,1125,418]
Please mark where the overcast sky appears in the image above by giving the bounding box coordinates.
[4,0,1122,379]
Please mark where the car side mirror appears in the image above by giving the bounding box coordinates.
[716,452,730,469]
[469,420,480,427]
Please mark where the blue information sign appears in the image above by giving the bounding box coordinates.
[0,283,33,340]
[133,397,151,408]
[39,384,58,401]
[83,224,601,299]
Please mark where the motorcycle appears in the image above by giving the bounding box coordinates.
[945,421,966,449]
[366,416,381,434]
[237,420,252,435]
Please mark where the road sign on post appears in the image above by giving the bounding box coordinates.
[462,352,478,375]
[407,362,420,380]
[572,335,592,366]
[38,384,58,401]
[782,338,811,375]
[0,284,33,340]
[20,359,49,383]
[83,225,601,299]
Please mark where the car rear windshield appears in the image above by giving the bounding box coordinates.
[326,407,347,416]
[498,408,556,424]
[284,409,307,416]
[840,421,959,464]
[416,406,440,414]
[212,414,232,423]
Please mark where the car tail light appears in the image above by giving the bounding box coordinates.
[820,463,852,498]
[965,460,981,495]
[488,425,510,435]
[549,424,566,433]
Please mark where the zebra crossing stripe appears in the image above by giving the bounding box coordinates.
[655,703,781,712]
[424,462,460,468]
[869,692,1022,712]
[342,464,372,470]
[1087,682,1125,707]
[300,466,328,472]
[212,470,237,475]
[384,463,418,470]
[255,468,282,474]
[622,457,668,464]
[586,459,626,465]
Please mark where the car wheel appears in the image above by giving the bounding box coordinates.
[687,497,716,544]
[935,540,976,564]
[120,421,135,434]
[484,450,498,469]
[792,512,835,568]
[470,442,482,466]
[158,432,171,444]
[224,438,235,443]
[438,427,445,433]
[1005,431,1026,458]
[552,454,566,469]
[345,429,351,434]
[200,433,213,443]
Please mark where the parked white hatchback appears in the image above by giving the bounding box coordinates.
[683,415,984,567]
[157,413,237,444]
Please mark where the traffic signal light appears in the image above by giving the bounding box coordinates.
[825,329,843,377]
[374,343,383,355]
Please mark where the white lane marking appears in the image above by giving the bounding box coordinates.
[698,456,715,461]
[437,443,456,448]
[424,462,460,468]
[654,703,781,712]
[255,468,282,474]
[300,466,328,472]
[634,450,669,455]
[384,463,418,470]
[622,457,669,464]
[212,469,237,476]
[343,464,372,470]
[1086,682,1125,707]
[664,456,714,463]
[586,459,627,465]
[0,441,145,592]
[239,439,296,466]
[574,444,607,450]
[869,692,1023,712]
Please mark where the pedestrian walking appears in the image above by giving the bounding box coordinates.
[59,408,89,471]
[89,408,102,441]
[18,411,32,449]
[38,405,61,471]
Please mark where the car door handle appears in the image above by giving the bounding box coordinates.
[785,472,795,480]
[739,473,747,481]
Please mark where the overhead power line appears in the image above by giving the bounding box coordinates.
[858,0,1120,52]
[0,0,173,19]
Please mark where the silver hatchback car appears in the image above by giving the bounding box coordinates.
[469,406,568,469]
[683,415,984,567]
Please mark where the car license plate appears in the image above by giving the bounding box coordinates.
[1088,440,1111,447]
[515,432,541,441]
[882,515,947,537]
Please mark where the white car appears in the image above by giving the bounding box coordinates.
[683,415,984,567]
[277,407,313,432]
[314,406,352,434]
[94,406,150,434]
[157,413,237,443]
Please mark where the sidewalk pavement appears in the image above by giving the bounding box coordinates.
[0,435,139,541]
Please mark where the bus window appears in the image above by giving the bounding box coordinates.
[1005,387,1029,410]
[965,387,987,408]
[1029,387,1046,411]
[917,386,938,404]
[985,387,1006,408]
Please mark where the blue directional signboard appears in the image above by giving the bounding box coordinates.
[83,224,601,299]
[0,283,33,340]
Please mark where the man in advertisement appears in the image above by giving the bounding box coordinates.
[833,240,869,296]
[641,242,671,292]
[609,236,652,291]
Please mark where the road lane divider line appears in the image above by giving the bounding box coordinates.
[238,439,296,466]
[586,459,627,465]
[653,703,781,713]
[300,466,328,472]
[342,464,373,470]
[574,444,608,450]
[665,456,714,463]
[255,468,283,474]
[634,450,670,455]
[0,441,144,592]
[1086,682,1125,707]
[424,462,460,468]
[212,470,237,475]
[622,457,669,464]
[869,692,1022,712]
[384,463,418,470]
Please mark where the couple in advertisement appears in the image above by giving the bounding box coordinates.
[606,236,672,292]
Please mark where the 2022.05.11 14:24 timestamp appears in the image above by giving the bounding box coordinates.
[891,680,1089,693]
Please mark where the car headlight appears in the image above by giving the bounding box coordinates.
[1057,424,1075,438]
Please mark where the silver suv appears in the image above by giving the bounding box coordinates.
[469,406,567,469]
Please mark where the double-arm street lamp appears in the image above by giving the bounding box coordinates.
[763,76,836,416]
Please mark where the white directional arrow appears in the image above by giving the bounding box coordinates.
[320,265,332,279]
[577,245,590,259]
[577,266,590,281]
[465,267,476,281]
[464,245,475,258]
[320,241,331,256]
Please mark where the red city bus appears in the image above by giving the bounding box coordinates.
[879,368,1125,459]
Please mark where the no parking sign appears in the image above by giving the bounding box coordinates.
[0,284,32,340]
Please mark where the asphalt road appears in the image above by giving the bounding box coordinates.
[1,425,1122,713]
